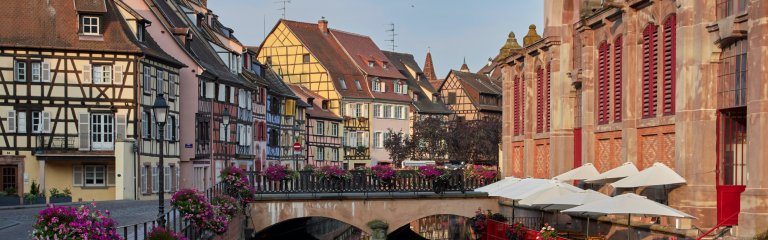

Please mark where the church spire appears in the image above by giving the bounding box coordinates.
[460,57,470,72]
[423,48,438,81]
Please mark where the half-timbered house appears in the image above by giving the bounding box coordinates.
[438,64,503,121]
[149,0,260,190]
[288,84,343,167]
[0,0,184,202]
[382,51,453,122]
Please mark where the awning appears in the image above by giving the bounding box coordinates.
[611,162,686,188]
[553,163,600,181]
[585,162,639,183]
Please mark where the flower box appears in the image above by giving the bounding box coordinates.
[24,195,45,205]
[49,196,72,204]
[0,195,20,206]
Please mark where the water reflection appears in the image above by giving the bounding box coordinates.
[391,215,475,240]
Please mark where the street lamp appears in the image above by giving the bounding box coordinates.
[222,107,231,167]
[153,94,169,227]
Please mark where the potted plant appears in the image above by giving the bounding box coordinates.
[147,226,187,240]
[24,181,46,205]
[171,188,215,233]
[49,188,72,203]
[32,203,121,239]
[0,187,20,206]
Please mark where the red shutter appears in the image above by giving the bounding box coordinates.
[536,67,544,133]
[513,76,520,136]
[546,63,551,132]
[521,74,525,134]
[642,24,659,118]
[613,36,623,122]
[597,41,610,124]
[663,15,676,115]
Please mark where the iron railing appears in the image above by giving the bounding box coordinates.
[246,170,491,194]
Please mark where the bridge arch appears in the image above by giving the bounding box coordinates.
[249,196,498,234]
[254,216,368,239]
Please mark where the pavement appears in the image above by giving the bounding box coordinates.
[0,200,169,240]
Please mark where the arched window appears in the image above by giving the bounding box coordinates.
[613,35,623,122]
[642,24,659,118]
[662,15,676,115]
[597,41,610,124]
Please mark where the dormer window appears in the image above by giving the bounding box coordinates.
[321,100,329,109]
[137,23,145,42]
[372,78,381,92]
[382,62,389,69]
[81,16,100,35]
[354,80,362,91]
[368,61,375,68]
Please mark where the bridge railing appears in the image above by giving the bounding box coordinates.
[246,170,492,194]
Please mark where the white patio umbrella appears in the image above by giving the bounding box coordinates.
[531,189,611,237]
[611,162,686,188]
[495,178,582,220]
[518,182,582,206]
[474,177,521,194]
[553,163,600,181]
[562,193,694,239]
[585,162,639,183]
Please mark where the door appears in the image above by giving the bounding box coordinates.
[91,114,114,150]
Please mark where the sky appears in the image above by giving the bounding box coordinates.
[208,0,543,77]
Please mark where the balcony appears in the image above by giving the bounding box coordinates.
[195,141,211,159]
[343,117,369,131]
[236,145,254,159]
[344,146,369,160]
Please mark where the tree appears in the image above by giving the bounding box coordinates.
[383,129,411,167]
[445,116,501,166]
[411,116,449,162]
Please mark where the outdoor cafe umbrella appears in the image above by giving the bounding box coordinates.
[562,193,694,239]
[611,162,686,204]
[518,182,582,206]
[496,179,582,220]
[475,177,520,195]
[585,162,639,183]
[553,163,600,181]
[531,189,610,237]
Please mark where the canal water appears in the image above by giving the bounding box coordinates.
[252,215,477,240]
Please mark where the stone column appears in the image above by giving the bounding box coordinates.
[38,160,45,197]
[738,0,768,237]
[367,220,388,240]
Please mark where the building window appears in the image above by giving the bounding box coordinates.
[447,92,457,104]
[354,80,362,90]
[84,165,106,187]
[31,111,42,133]
[373,104,381,118]
[372,79,381,92]
[140,165,148,194]
[383,105,392,118]
[718,40,748,109]
[597,41,610,125]
[642,24,659,118]
[339,79,347,90]
[513,76,521,136]
[331,123,339,136]
[536,66,546,131]
[373,132,382,148]
[0,166,17,193]
[15,61,26,82]
[395,81,402,94]
[368,61,375,68]
[331,148,339,161]
[316,147,324,160]
[613,36,623,122]
[81,16,100,35]
[265,56,272,65]
[662,15,676,115]
[169,74,177,100]
[316,121,324,135]
[143,66,151,94]
[717,0,747,19]
[718,109,746,186]
[394,106,403,119]
[302,54,310,63]
[321,100,329,109]
[355,104,362,117]
[152,166,159,193]
[92,65,112,84]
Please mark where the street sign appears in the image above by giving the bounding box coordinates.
[293,142,302,151]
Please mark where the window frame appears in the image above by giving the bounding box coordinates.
[83,165,106,187]
[316,121,324,135]
[92,64,113,85]
[81,15,100,36]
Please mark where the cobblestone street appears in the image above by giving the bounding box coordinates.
[0,200,169,240]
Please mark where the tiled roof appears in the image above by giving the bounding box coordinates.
[260,64,298,99]
[152,0,257,90]
[330,30,406,80]
[279,20,371,99]
[288,84,342,120]
[423,50,438,81]
[0,0,141,53]
[382,51,452,115]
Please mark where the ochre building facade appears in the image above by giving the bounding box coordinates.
[499,0,768,237]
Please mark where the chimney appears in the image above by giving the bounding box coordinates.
[318,17,328,33]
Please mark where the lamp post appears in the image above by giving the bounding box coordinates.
[153,94,169,227]
[222,107,231,167]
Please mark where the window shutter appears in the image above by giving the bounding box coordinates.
[42,112,51,133]
[13,62,19,82]
[362,132,369,147]
[206,82,215,99]
[176,117,180,141]
[116,113,126,140]
[361,104,368,118]
[7,110,16,133]
[151,112,157,139]
[73,165,83,186]
[218,84,225,102]
[140,166,147,193]
[662,15,676,115]
[82,65,92,83]
[78,113,90,150]
[230,87,236,104]
[614,36,623,122]
[17,112,26,133]
[164,166,171,192]
[114,65,123,84]
[219,123,225,141]
[152,166,158,193]
[403,85,408,94]
[165,116,172,141]
[513,76,520,135]
[42,62,51,82]
[107,165,115,186]
[175,167,180,191]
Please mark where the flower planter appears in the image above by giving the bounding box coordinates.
[49,196,72,204]
[25,196,46,205]
[0,196,21,206]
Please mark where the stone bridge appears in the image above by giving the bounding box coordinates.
[248,192,498,235]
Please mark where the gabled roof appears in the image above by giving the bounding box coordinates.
[382,51,452,115]
[277,19,371,99]
[0,0,141,53]
[152,0,257,90]
[445,70,502,112]
[477,60,503,82]
[288,84,342,121]
[331,30,406,80]
[259,64,298,99]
